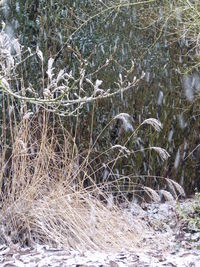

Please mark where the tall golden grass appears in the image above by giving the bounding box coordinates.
[0,110,150,250]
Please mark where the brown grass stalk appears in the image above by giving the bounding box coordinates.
[0,112,147,251]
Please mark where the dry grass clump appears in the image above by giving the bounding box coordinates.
[0,111,145,251]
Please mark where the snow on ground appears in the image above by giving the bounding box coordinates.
[0,199,200,267]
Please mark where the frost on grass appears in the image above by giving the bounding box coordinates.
[36,46,44,62]
[151,147,170,161]
[111,145,131,156]
[159,190,174,202]
[46,57,54,81]
[166,178,185,198]
[0,29,21,73]
[141,118,163,132]
[143,186,161,202]
[114,113,134,132]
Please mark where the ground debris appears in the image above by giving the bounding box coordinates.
[0,198,200,266]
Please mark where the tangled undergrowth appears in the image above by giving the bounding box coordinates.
[0,112,152,251]
[0,110,186,251]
